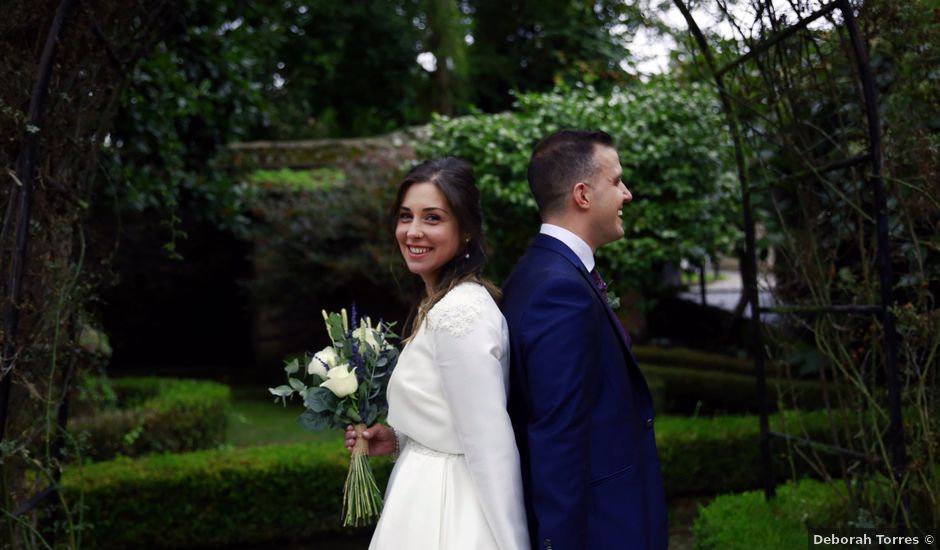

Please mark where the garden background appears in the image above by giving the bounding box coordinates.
[1,0,937,548]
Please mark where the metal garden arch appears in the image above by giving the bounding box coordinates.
[672,0,906,522]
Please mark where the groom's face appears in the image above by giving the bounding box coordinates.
[587,145,632,247]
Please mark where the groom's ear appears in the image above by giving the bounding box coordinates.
[572,181,591,210]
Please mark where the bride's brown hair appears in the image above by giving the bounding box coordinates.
[390,157,500,340]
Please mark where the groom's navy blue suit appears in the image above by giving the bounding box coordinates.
[502,234,667,550]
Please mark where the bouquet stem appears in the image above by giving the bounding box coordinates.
[342,423,384,527]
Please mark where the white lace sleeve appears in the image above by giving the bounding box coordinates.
[427,284,531,550]
[426,284,486,337]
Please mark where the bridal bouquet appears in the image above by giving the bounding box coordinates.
[269,306,399,527]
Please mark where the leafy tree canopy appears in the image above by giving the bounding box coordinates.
[467,0,645,112]
[100,0,282,250]
[98,0,649,244]
[262,0,427,138]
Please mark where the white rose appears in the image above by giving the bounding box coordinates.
[309,346,337,379]
[307,349,332,379]
[320,364,359,398]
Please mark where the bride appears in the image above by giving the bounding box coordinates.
[344,157,530,550]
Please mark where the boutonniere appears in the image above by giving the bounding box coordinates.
[607,285,621,310]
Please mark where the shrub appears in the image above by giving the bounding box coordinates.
[693,478,847,550]
[693,466,940,550]
[240,139,414,365]
[642,365,826,415]
[67,377,230,462]
[632,345,754,375]
[63,441,391,549]
[655,411,840,497]
[61,411,851,548]
[243,151,404,302]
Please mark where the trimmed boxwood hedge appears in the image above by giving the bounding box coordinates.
[63,441,390,549]
[695,465,940,550]
[655,410,843,497]
[633,345,754,375]
[62,410,847,548]
[68,377,231,462]
[693,478,847,550]
[630,345,827,414]
[641,364,826,415]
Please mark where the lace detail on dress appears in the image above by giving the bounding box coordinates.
[426,283,486,338]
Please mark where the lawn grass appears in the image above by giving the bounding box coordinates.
[227,385,342,447]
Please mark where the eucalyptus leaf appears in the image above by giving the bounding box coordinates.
[284,358,300,375]
[364,403,379,426]
[268,385,294,397]
[306,387,338,413]
[298,409,330,432]
[332,409,346,427]
[288,377,306,391]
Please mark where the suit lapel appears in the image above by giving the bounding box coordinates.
[532,234,634,357]
[530,235,652,407]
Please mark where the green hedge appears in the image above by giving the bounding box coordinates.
[63,441,390,549]
[61,410,851,548]
[633,345,754,375]
[68,377,231,462]
[655,411,843,497]
[693,478,847,550]
[642,365,826,415]
[694,470,940,550]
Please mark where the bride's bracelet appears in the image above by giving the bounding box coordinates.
[390,426,401,461]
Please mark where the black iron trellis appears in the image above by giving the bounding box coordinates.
[0,0,79,535]
[1,0,172,539]
[672,0,907,522]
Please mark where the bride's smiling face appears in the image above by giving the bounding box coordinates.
[395,181,462,292]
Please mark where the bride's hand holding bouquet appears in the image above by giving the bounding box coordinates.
[344,422,396,457]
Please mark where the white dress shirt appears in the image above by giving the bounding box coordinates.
[539,223,595,272]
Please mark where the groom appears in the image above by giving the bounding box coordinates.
[502,129,667,549]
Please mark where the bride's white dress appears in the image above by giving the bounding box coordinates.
[370,282,530,550]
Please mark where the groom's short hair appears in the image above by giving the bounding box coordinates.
[527,129,615,218]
